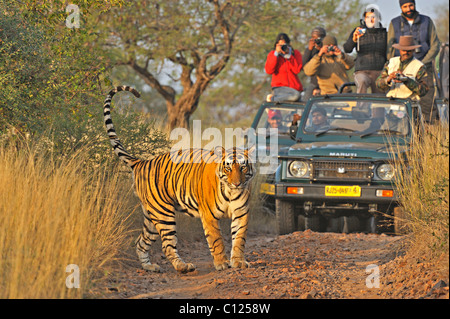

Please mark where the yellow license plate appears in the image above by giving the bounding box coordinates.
[325,185,361,197]
[260,183,275,195]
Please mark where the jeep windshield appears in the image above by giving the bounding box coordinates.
[302,100,410,137]
[256,106,304,136]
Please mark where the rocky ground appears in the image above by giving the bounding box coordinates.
[89,229,448,300]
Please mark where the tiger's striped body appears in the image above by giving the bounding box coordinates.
[103,86,254,273]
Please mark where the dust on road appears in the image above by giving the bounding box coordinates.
[92,229,448,299]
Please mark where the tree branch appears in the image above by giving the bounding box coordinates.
[127,59,175,104]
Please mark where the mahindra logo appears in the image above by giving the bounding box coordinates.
[337,167,346,174]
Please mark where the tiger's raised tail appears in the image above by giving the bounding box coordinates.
[103,86,141,167]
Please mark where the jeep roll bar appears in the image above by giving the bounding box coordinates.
[338,82,356,94]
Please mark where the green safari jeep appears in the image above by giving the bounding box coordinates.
[274,93,424,235]
[248,101,305,203]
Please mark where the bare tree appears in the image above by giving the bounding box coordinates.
[101,0,257,129]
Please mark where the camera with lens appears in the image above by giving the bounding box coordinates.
[327,45,336,52]
[314,37,323,45]
[281,44,290,52]
[395,73,409,82]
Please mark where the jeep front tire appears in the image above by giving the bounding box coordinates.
[276,199,296,235]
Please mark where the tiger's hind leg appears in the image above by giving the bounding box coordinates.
[136,208,161,272]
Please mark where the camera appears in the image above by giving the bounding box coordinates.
[281,44,289,52]
[314,37,323,45]
[358,28,366,35]
[327,45,336,52]
[395,73,409,82]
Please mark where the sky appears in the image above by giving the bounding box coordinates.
[365,0,448,26]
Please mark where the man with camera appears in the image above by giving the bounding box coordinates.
[303,27,327,100]
[387,0,440,122]
[303,35,355,95]
[376,35,429,101]
[265,33,303,102]
[343,5,387,94]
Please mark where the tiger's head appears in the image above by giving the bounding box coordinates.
[216,146,255,190]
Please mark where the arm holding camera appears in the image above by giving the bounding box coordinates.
[318,45,342,58]
[386,71,408,84]
[318,45,354,70]
[376,60,429,97]
[377,66,410,91]
[352,27,366,43]
[275,42,288,56]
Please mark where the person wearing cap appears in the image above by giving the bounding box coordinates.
[387,0,440,122]
[343,5,387,94]
[265,33,303,102]
[303,35,355,95]
[376,35,429,101]
[267,109,288,132]
[303,27,327,100]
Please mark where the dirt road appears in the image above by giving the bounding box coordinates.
[92,228,448,300]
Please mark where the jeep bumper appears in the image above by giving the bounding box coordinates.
[275,182,397,205]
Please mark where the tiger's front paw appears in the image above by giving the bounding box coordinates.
[213,257,230,271]
[174,261,196,274]
[214,261,230,271]
[142,263,161,272]
[231,258,250,269]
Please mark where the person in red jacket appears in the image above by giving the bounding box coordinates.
[265,33,303,102]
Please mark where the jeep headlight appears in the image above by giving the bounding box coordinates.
[289,161,309,178]
[376,163,395,181]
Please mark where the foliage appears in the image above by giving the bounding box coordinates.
[434,3,449,43]
[393,124,449,257]
[0,1,169,165]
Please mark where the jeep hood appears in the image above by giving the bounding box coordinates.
[288,141,407,158]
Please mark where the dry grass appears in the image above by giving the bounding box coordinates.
[393,123,449,268]
[0,141,133,298]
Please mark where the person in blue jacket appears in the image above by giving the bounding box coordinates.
[387,0,440,123]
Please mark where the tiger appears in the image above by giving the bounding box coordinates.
[103,86,255,273]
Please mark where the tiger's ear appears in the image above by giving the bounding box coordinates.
[210,146,225,158]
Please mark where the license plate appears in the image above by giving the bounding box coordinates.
[325,185,361,197]
[260,183,275,195]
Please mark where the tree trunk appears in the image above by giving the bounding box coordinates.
[166,78,210,131]
[123,0,236,131]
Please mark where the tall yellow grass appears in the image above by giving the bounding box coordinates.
[393,123,449,258]
[0,142,132,298]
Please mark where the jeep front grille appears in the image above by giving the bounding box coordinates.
[312,160,372,182]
